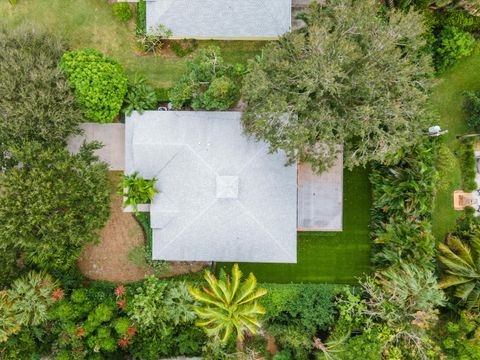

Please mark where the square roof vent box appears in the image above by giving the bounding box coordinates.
[216,176,239,199]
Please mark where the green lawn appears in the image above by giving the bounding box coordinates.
[0,0,265,88]
[218,167,372,284]
[431,47,480,241]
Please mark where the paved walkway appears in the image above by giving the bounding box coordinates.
[68,123,125,170]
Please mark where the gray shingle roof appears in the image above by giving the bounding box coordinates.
[146,0,291,39]
[125,111,297,263]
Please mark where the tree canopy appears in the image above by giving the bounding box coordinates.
[241,0,434,173]
[0,143,110,272]
[0,27,83,169]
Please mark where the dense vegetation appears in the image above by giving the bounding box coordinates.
[2,0,480,358]
[242,0,434,173]
[61,49,128,123]
[0,28,82,168]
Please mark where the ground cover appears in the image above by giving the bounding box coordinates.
[218,167,372,284]
[0,0,265,88]
[431,47,480,241]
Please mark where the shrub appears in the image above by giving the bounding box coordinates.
[464,90,480,130]
[0,143,110,271]
[137,24,172,53]
[122,75,158,115]
[458,139,477,192]
[61,49,128,123]
[195,76,239,111]
[170,47,240,110]
[49,285,134,358]
[260,284,341,359]
[155,87,172,103]
[112,2,132,22]
[119,171,158,213]
[435,26,475,72]
[136,0,146,36]
[0,28,82,169]
[170,39,198,57]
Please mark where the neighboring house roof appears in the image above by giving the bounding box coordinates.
[146,0,292,40]
[125,111,298,263]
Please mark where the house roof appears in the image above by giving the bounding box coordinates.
[125,111,298,263]
[146,0,292,40]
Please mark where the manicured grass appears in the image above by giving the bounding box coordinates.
[218,167,372,284]
[1,0,265,88]
[431,47,480,241]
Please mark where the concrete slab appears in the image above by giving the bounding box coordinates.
[68,123,125,171]
[297,153,343,231]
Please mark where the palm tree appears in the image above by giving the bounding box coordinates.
[188,264,267,343]
[438,234,480,309]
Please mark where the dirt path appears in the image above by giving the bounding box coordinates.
[78,172,151,282]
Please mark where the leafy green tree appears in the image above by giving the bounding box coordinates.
[61,48,128,123]
[0,27,82,169]
[435,26,475,72]
[189,264,267,343]
[241,0,434,173]
[169,46,240,111]
[439,234,480,309]
[0,143,110,271]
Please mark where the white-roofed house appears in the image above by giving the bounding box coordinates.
[146,0,292,40]
[125,111,344,264]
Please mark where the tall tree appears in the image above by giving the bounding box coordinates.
[0,27,82,169]
[241,0,434,173]
[189,264,267,343]
[0,142,110,271]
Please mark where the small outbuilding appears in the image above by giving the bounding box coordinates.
[146,0,292,40]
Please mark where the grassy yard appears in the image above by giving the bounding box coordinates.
[0,0,265,88]
[218,167,372,284]
[431,47,480,241]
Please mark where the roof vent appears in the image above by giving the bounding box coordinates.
[216,176,239,199]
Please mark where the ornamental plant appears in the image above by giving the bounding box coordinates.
[435,26,475,72]
[61,48,128,123]
[189,264,267,343]
[122,75,158,115]
[120,172,158,213]
[112,2,132,22]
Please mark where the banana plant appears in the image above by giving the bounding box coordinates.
[188,264,267,343]
[119,172,158,214]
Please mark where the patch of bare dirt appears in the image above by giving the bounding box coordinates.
[78,172,150,282]
[78,172,210,283]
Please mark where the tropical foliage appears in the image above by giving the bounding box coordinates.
[49,286,135,358]
[241,0,434,173]
[169,46,241,111]
[0,27,82,169]
[260,284,341,359]
[61,48,128,123]
[0,143,110,271]
[122,75,158,115]
[435,26,475,72]
[439,226,480,310]
[189,264,267,343]
[370,141,438,267]
[0,271,58,343]
[120,171,158,213]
